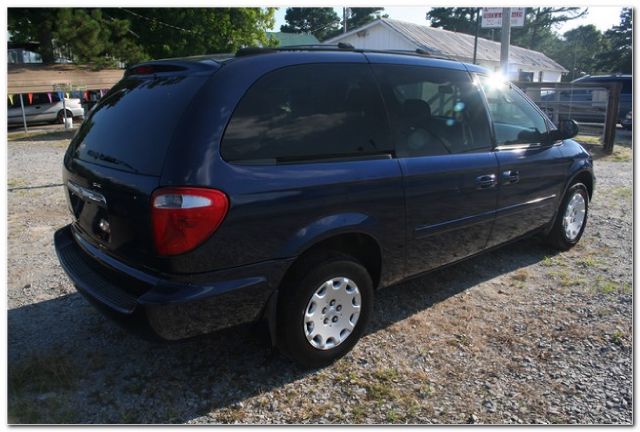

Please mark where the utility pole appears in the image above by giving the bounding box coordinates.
[500,7,511,77]
[472,8,480,64]
[343,7,348,33]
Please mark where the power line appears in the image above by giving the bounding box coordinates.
[119,8,194,34]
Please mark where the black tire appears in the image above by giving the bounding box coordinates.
[56,109,73,124]
[546,182,589,251]
[277,253,374,369]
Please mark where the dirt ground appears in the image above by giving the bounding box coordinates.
[6,132,632,424]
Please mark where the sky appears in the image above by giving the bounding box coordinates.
[270,7,624,36]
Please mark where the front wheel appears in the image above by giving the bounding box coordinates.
[545,182,589,250]
[277,255,374,369]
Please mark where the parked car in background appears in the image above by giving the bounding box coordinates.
[539,74,632,125]
[8,92,84,126]
[54,47,594,368]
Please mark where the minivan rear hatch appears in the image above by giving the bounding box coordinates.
[63,61,218,271]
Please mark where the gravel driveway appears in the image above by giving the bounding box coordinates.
[7,133,632,424]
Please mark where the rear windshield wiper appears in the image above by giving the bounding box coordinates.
[87,150,139,174]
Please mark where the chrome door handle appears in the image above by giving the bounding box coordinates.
[475,174,497,189]
[502,170,520,184]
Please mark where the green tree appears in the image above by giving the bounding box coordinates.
[550,25,608,80]
[347,8,385,29]
[115,8,276,58]
[280,8,340,41]
[9,8,276,66]
[427,8,492,38]
[54,9,146,67]
[8,8,58,63]
[427,7,586,51]
[595,8,632,74]
[511,7,587,51]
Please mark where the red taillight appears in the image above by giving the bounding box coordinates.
[151,187,229,256]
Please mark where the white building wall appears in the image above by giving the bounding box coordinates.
[541,70,562,83]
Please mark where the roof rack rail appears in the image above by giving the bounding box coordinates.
[236,43,356,57]
[234,45,455,62]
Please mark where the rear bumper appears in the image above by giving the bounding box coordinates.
[54,224,293,340]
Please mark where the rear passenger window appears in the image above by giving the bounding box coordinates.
[221,64,391,164]
[372,64,492,157]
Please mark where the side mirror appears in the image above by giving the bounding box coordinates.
[548,119,579,142]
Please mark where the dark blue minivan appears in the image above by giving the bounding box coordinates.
[54,47,594,368]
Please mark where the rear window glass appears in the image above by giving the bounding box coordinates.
[221,63,391,164]
[68,74,207,176]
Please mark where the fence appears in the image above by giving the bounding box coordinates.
[513,81,623,154]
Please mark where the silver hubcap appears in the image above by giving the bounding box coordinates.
[304,277,361,350]
[563,191,586,241]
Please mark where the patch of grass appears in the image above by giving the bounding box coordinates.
[541,256,555,267]
[119,408,143,424]
[511,269,529,282]
[7,178,25,188]
[608,147,633,162]
[216,407,245,424]
[448,333,472,348]
[386,408,401,423]
[373,367,400,383]
[365,381,397,402]
[575,136,633,162]
[9,395,77,424]
[594,277,631,295]
[548,269,588,288]
[350,404,367,423]
[599,279,618,294]
[9,352,77,394]
[8,352,81,424]
[578,254,604,268]
[611,330,625,346]
[611,186,632,203]
[575,135,601,146]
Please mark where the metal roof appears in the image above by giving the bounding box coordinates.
[8,63,124,94]
[328,18,567,73]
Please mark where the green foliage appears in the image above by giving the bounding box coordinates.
[281,7,386,41]
[54,9,147,68]
[427,8,491,38]
[347,8,385,29]
[427,7,587,51]
[510,7,587,51]
[548,25,609,80]
[595,8,632,74]
[280,7,340,41]
[8,8,58,63]
[9,8,277,67]
[115,8,276,58]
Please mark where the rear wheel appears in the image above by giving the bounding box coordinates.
[546,182,589,251]
[277,254,373,369]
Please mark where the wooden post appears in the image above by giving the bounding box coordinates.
[553,85,561,125]
[603,82,622,154]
